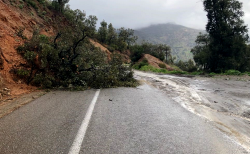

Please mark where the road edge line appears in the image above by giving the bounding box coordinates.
[68,89,100,154]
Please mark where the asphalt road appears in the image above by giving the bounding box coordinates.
[0,84,248,154]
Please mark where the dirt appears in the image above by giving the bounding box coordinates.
[138,54,174,71]
[89,39,131,63]
[0,0,57,101]
[89,38,112,61]
[134,70,250,152]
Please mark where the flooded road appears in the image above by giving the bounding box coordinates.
[134,70,250,151]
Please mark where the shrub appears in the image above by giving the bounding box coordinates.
[16,27,27,40]
[16,69,29,78]
[26,0,38,10]
[158,63,166,69]
[133,59,149,69]
[224,70,241,75]
[19,4,24,9]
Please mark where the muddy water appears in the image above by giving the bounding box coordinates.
[134,70,250,152]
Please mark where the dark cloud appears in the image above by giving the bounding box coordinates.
[68,0,250,30]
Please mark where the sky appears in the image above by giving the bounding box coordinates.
[68,0,250,30]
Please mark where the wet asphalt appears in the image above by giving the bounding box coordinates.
[0,84,248,154]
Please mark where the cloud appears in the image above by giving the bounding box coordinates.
[68,0,250,30]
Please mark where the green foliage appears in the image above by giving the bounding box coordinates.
[50,0,69,12]
[16,13,136,89]
[191,33,210,70]
[90,54,137,88]
[107,23,117,45]
[19,4,24,9]
[201,0,249,72]
[137,65,187,75]
[175,59,197,72]
[16,27,27,40]
[96,24,137,52]
[37,0,45,4]
[118,28,138,49]
[26,0,38,10]
[132,59,149,70]
[97,20,108,43]
[130,42,171,63]
[158,63,166,69]
[16,69,29,78]
[32,73,54,88]
[224,70,241,75]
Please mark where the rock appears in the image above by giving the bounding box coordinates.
[109,99,112,101]
[3,88,10,91]
[214,101,218,103]
[68,84,73,88]
[0,88,11,96]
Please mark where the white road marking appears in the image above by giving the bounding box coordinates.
[68,89,100,154]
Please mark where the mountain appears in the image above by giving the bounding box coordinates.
[134,23,205,61]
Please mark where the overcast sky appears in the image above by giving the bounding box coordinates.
[68,0,250,30]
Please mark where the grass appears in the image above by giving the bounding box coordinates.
[136,65,187,75]
[209,70,250,76]
[134,62,250,77]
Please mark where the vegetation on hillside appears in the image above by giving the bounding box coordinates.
[134,23,204,62]
[96,20,138,51]
[130,42,172,63]
[12,0,137,89]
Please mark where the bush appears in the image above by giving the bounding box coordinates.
[132,59,149,69]
[175,59,197,72]
[158,63,166,69]
[224,70,241,75]
[138,65,187,75]
[19,4,24,9]
[32,73,54,88]
[26,0,38,10]
[16,69,29,78]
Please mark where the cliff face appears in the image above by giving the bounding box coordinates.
[0,0,55,99]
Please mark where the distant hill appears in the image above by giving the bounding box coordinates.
[134,23,205,61]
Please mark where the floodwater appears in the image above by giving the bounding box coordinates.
[134,70,250,152]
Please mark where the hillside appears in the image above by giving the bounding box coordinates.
[0,0,56,98]
[134,23,205,61]
[0,0,136,101]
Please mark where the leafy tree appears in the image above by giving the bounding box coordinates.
[202,0,249,72]
[118,27,138,49]
[191,33,211,70]
[107,23,117,45]
[98,20,108,43]
[176,59,197,72]
[52,0,69,12]
[130,42,171,63]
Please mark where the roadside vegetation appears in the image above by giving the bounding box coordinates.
[11,0,138,89]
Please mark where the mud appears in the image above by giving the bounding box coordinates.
[134,70,250,152]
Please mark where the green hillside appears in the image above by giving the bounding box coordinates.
[134,23,204,62]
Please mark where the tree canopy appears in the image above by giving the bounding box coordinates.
[192,0,249,72]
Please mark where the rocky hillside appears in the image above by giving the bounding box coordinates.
[134,23,205,61]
